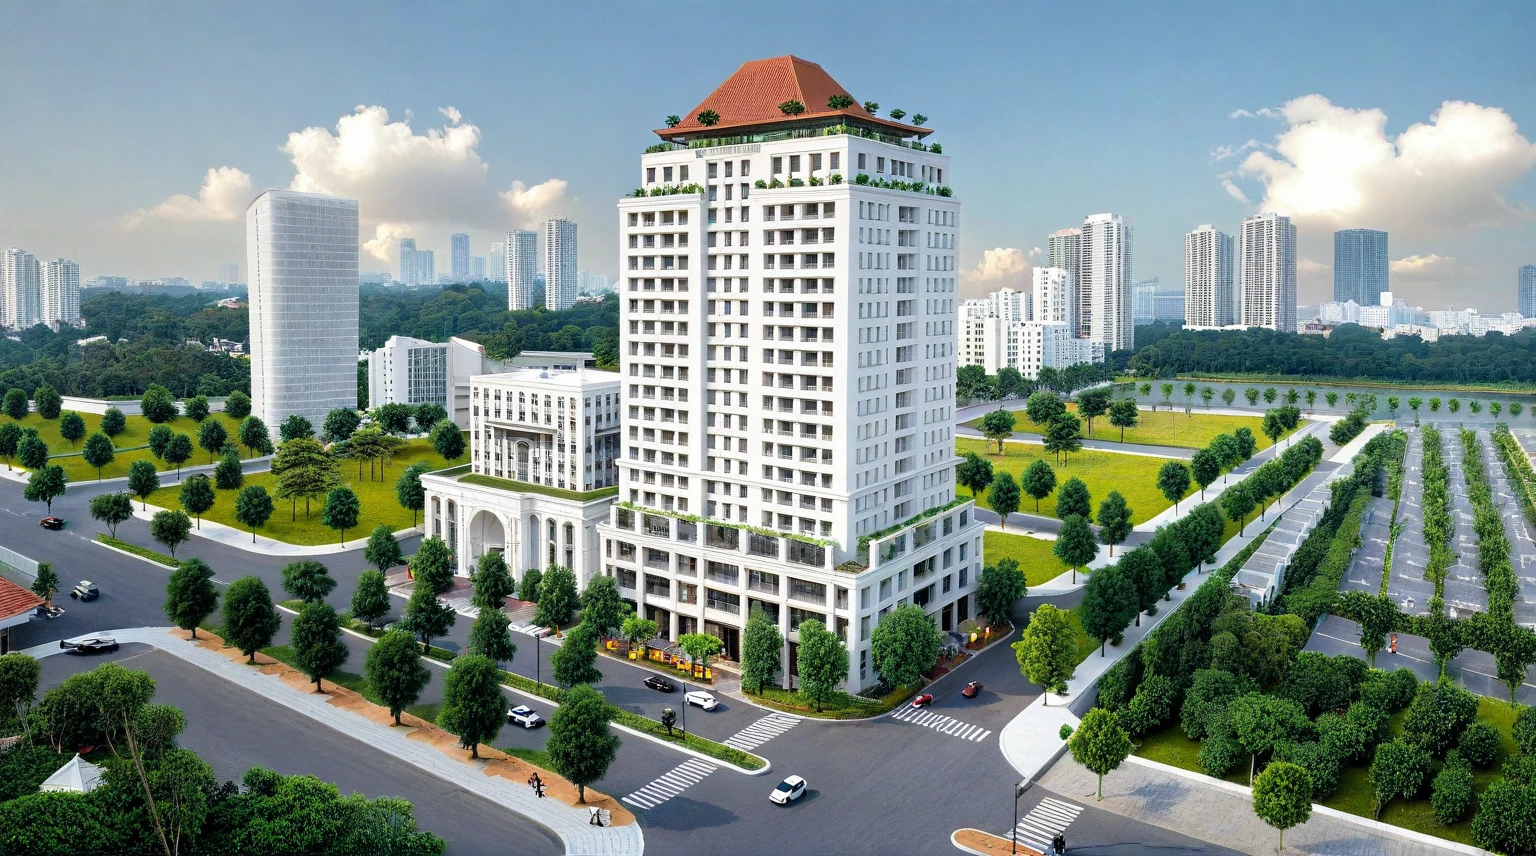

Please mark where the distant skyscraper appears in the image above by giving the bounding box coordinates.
[399,238,417,286]
[1185,224,1236,327]
[1333,229,1389,306]
[247,190,359,435]
[489,242,506,283]
[2,249,41,329]
[42,258,80,327]
[470,256,486,280]
[1047,228,1082,335]
[543,218,577,310]
[1521,265,1536,318]
[1079,214,1133,351]
[415,250,435,287]
[219,261,240,285]
[1240,213,1297,331]
[506,229,538,310]
[450,233,470,281]
[1132,277,1158,326]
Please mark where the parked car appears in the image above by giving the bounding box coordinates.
[31,605,64,620]
[684,690,717,710]
[644,675,677,693]
[506,705,545,729]
[769,775,807,805]
[60,636,119,654]
[962,681,983,699]
[69,581,100,601]
[910,693,934,708]
[39,517,63,530]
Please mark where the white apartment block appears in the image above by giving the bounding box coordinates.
[544,218,578,310]
[3,249,41,329]
[957,275,1101,380]
[1033,266,1073,328]
[450,233,470,281]
[1185,224,1236,327]
[399,238,417,286]
[365,335,509,429]
[415,249,435,287]
[1079,213,1133,352]
[419,368,621,581]
[246,190,360,435]
[1240,213,1297,332]
[959,299,1001,374]
[507,229,538,310]
[489,242,506,283]
[41,258,80,328]
[1010,322,1097,381]
[596,56,985,692]
[1047,228,1081,335]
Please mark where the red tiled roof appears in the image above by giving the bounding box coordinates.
[0,575,43,620]
[658,55,931,139]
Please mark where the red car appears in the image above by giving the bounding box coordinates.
[962,681,983,699]
[910,693,934,708]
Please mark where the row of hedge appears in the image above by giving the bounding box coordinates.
[1378,434,1409,596]
[1329,406,1370,446]
[1466,428,1522,625]
[1420,425,1452,595]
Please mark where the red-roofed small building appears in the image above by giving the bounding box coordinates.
[0,575,43,653]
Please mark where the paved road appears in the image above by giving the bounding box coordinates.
[1306,615,1536,704]
[37,644,562,856]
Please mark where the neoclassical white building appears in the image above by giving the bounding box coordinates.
[419,367,621,582]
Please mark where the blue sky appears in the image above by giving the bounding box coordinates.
[2,1,1533,308]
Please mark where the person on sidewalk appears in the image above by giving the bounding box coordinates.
[1389,634,1398,655]
[1051,833,1066,854]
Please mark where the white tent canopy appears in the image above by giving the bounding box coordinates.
[40,753,103,793]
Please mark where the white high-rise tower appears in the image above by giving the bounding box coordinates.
[1184,225,1236,327]
[42,258,80,327]
[1047,228,1082,336]
[489,242,506,283]
[506,229,538,310]
[543,218,577,310]
[595,55,983,692]
[2,249,41,329]
[450,233,470,282]
[247,190,360,435]
[399,238,417,286]
[1079,213,1133,352]
[1240,213,1297,331]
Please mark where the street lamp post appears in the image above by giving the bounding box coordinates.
[1012,782,1028,854]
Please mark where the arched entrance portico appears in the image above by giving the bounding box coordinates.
[468,509,506,570]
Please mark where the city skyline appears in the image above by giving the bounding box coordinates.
[2,2,1534,309]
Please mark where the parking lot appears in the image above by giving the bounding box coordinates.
[1482,430,1536,627]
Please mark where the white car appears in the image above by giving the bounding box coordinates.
[684,690,718,711]
[769,775,807,805]
[507,705,545,728]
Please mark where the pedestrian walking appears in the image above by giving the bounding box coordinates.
[1389,634,1398,655]
[1052,833,1066,854]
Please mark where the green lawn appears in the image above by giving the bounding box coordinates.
[985,531,1076,587]
[965,403,1294,451]
[957,437,1185,525]
[1065,610,1099,664]
[459,473,618,502]
[4,411,258,483]
[750,683,917,720]
[501,745,553,768]
[147,438,457,546]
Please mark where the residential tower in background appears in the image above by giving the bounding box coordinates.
[1185,224,1236,328]
[1333,228,1389,306]
[1240,212,1297,331]
[543,218,578,310]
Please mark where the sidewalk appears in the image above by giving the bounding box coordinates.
[22,628,644,856]
[131,504,420,556]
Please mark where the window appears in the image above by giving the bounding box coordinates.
[831,152,840,170]
[663,166,673,182]
[789,155,801,173]
[772,156,783,174]
[857,153,866,170]
[707,162,718,179]
[679,165,689,181]
[646,167,656,183]
[809,153,822,172]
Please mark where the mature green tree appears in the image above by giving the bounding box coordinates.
[223,390,251,418]
[281,560,337,604]
[547,683,620,802]
[213,448,244,490]
[1430,757,1476,825]
[0,652,41,738]
[238,415,272,456]
[1108,398,1139,442]
[396,461,430,526]
[30,385,62,420]
[223,576,281,663]
[467,608,517,667]
[322,407,362,443]
[24,464,67,514]
[366,630,432,726]
[1069,707,1133,800]
[535,565,581,630]
[372,402,415,435]
[1253,761,1313,853]
[1097,491,1132,556]
[1025,391,1065,425]
[1190,448,1221,499]
[870,604,943,688]
[178,473,215,528]
[279,414,314,443]
[198,418,227,463]
[621,614,658,656]
[272,437,336,520]
[1223,388,1238,407]
[350,570,392,630]
[1014,603,1077,702]
[162,432,193,476]
[233,485,274,542]
[400,585,456,654]
[321,485,361,545]
[987,471,1021,528]
[1208,433,1239,483]
[414,403,449,433]
[518,567,544,603]
[409,537,456,595]
[1221,482,1256,534]
[579,573,628,637]
[1043,413,1083,464]
[58,412,86,450]
[1370,739,1431,820]
[679,632,724,680]
[1422,597,1463,677]
[1233,427,1257,461]
[740,607,783,694]
[2,388,27,420]
[1229,692,1312,784]
[430,420,465,461]
[437,654,503,758]
[956,452,994,499]
[18,431,49,470]
[0,422,19,470]
[1079,562,1135,656]
[99,406,127,437]
[1471,777,1536,852]
[148,509,191,558]
[1180,669,1256,740]
[31,561,59,606]
[1121,546,1166,626]
[140,383,178,423]
[81,432,114,480]
[1020,458,1057,512]
[979,408,1017,453]
[975,558,1027,626]
[551,621,604,687]
[1156,460,1192,513]
[364,525,403,573]
[89,491,134,537]
[1077,387,1112,435]
[796,619,848,712]
[184,395,210,423]
[292,602,349,692]
[1402,679,1478,757]
[127,460,163,514]
[1055,513,1099,584]
[148,424,175,460]
[1056,476,1092,520]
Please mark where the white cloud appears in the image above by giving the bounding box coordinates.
[361,223,414,269]
[438,106,462,125]
[1391,254,1458,278]
[1228,95,1536,238]
[961,247,1034,297]
[1210,139,1268,163]
[1220,173,1251,204]
[500,179,570,224]
[125,166,252,226]
[1229,107,1282,120]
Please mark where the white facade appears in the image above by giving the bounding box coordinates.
[1046,229,1081,335]
[420,367,621,582]
[415,249,435,287]
[596,69,984,692]
[959,299,1001,375]
[3,249,41,329]
[246,190,359,435]
[544,218,578,310]
[1185,224,1235,327]
[41,258,80,327]
[450,233,470,282]
[399,238,417,286]
[958,275,1101,380]
[507,229,538,310]
[489,242,506,283]
[1079,213,1133,352]
[1009,321,1097,380]
[365,335,510,429]
[1239,212,1297,332]
[1032,266,1074,328]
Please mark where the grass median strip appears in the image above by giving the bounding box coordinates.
[95,533,178,568]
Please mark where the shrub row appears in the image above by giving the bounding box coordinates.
[1329,407,1369,446]
[1460,428,1520,625]
[1419,425,1452,595]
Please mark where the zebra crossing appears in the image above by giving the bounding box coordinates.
[722,713,801,751]
[620,758,718,810]
[1011,797,1084,854]
[888,705,993,742]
